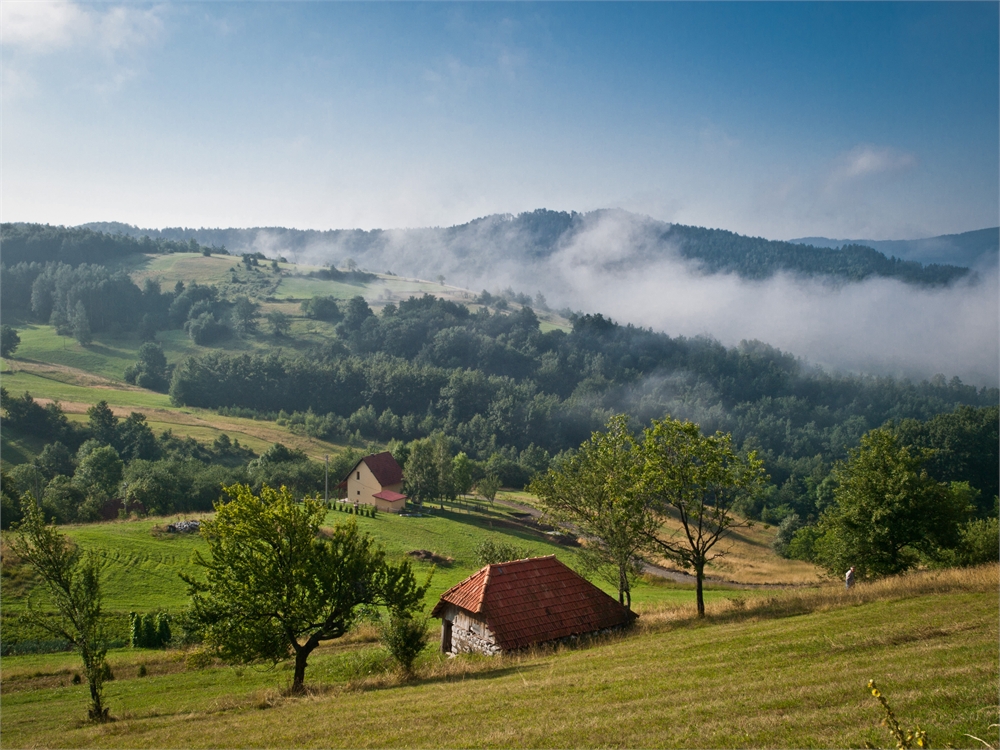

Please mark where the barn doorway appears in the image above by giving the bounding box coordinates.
[440,619,453,653]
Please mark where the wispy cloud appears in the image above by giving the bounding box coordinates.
[1,1,164,54]
[1,1,85,51]
[1,1,166,97]
[830,143,917,183]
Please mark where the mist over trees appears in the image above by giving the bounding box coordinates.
[1,219,995,539]
[74,210,979,286]
[167,293,997,523]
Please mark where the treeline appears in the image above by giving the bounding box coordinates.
[0,223,221,267]
[75,209,973,287]
[1,262,249,350]
[665,225,972,285]
[169,294,998,517]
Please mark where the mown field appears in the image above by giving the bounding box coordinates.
[1,566,995,748]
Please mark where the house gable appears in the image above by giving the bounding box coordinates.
[339,452,406,512]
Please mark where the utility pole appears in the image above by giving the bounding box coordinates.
[324,455,329,505]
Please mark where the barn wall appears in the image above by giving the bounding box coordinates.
[443,608,502,656]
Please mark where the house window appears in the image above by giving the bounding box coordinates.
[357,472,360,480]
[357,490,360,496]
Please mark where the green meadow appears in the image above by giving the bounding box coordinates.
[1,566,995,748]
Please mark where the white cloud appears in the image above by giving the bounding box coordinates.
[1,1,85,51]
[1,1,165,97]
[831,144,917,182]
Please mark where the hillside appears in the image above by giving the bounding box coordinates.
[793,227,1000,269]
[77,211,973,286]
[1,566,995,748]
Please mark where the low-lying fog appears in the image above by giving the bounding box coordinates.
[248,211,1000,388]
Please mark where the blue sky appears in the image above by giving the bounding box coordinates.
[3,1,997,239]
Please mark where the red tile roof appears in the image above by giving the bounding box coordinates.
[342,452,404,487]
[431,556,636,650]
[372,489,407,502]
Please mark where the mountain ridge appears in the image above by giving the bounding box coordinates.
[77,209,974,287]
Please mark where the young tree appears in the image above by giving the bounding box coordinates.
[451,452,475,496]
[475,474,501,508]
[530,415,658,610]
[265,310,291,338]
[231,296,260,336]
[1,325,21,358]
[641,417,767,617]
[8,496,111,721]
[812,428,972,579]
[183,484,427,693]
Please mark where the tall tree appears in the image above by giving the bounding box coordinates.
[8,496,111,721]
[71,300,92,345]
[1,325,20,358]
[813,428,972,579]
[531,415,658,609]
[87,401,119,448]
[404,439,438,511]
[641,417,767,617]
[183,484,427,693]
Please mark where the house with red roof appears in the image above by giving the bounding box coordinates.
[431,555,636,655]
[338,451,408,513]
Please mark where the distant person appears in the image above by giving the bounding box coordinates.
[845,566,855,589]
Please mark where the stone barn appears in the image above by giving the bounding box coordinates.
[337,451,408,513]
[431,555,636,655]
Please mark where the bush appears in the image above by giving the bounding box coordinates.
[129,611,171,648]
[473,537,531,567]
[771,513,804,558]
[380,615,429,676]
[953,517,999,567]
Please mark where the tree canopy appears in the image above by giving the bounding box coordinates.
[812,429,973,579]
[183,484,428,692]
[532,415,660,610]
[641,417,767,616]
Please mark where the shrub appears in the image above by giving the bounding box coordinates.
[380,615,429,676]
[473,537,531,567]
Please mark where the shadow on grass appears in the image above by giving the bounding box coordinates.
[345,661,545,693]
[417,504,573,549]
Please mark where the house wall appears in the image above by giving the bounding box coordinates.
[345,463,405,513]
[438,605,501,656]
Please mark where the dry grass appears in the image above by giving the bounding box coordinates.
[646,507,826,585]
[635,563,999,631]
[32,397,346,461]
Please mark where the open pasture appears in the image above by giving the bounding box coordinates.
[1,566,995,748]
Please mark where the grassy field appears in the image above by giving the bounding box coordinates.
[1,500,733,617]
[0,566,995,748]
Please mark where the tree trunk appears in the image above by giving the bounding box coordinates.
[291,643,315,693]
[695,562,706,618]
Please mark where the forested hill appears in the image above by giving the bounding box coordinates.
[0,223,219,266]
[79,210,972,286]
[793,227,999,270]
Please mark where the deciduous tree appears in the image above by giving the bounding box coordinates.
[531,415,658,609]
[812,428,972,579]
[641,417,767,617]
[1,325,21,358]
[183,484,427,692]
[8,496,111,721]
